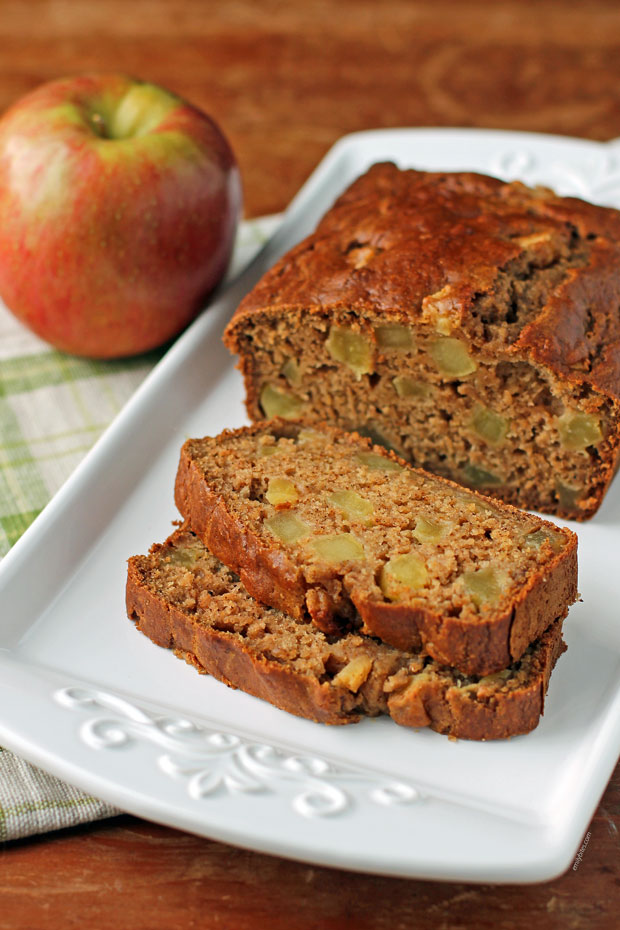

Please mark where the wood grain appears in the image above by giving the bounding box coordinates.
[0,774,618,929]
[1,1,619,925]
[2,1,620,217]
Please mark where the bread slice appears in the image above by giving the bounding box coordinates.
[126,526,567,740]
[174,420,577,676]
[224,163,620,520]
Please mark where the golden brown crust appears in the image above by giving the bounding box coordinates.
[386,623,566,740]
[126,528,567,740]
[174,421,578,676]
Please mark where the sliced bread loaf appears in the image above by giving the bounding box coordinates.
[174,420,577,676]
[224,163,620,520]
[126,526,566,740]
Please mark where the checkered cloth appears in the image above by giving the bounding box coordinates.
[0,216,276,840]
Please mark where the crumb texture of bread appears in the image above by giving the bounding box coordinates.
[126,525,566,740]
[224,163,620,520]
[173,420,578,676]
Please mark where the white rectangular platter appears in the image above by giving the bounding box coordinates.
[1,128,620,883]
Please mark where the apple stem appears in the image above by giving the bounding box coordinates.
[90,111,108,138]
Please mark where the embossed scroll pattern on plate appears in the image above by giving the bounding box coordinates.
[55,687,421,819]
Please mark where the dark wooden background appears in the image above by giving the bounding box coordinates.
[1,1,619,926]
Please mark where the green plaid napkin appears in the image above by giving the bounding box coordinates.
[0,215,277,841]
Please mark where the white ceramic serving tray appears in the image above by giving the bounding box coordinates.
[1,129,620,883]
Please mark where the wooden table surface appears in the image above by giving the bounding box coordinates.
[1,1,619,926]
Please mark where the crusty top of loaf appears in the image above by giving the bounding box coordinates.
[226,163,620,402]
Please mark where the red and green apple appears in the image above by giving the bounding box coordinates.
[0,74,242,357]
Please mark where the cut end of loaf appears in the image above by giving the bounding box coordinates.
[225,163,620,520]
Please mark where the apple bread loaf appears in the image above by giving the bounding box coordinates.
[127,525,567,740]
[224,163,620,520]
[174,420,577,676]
